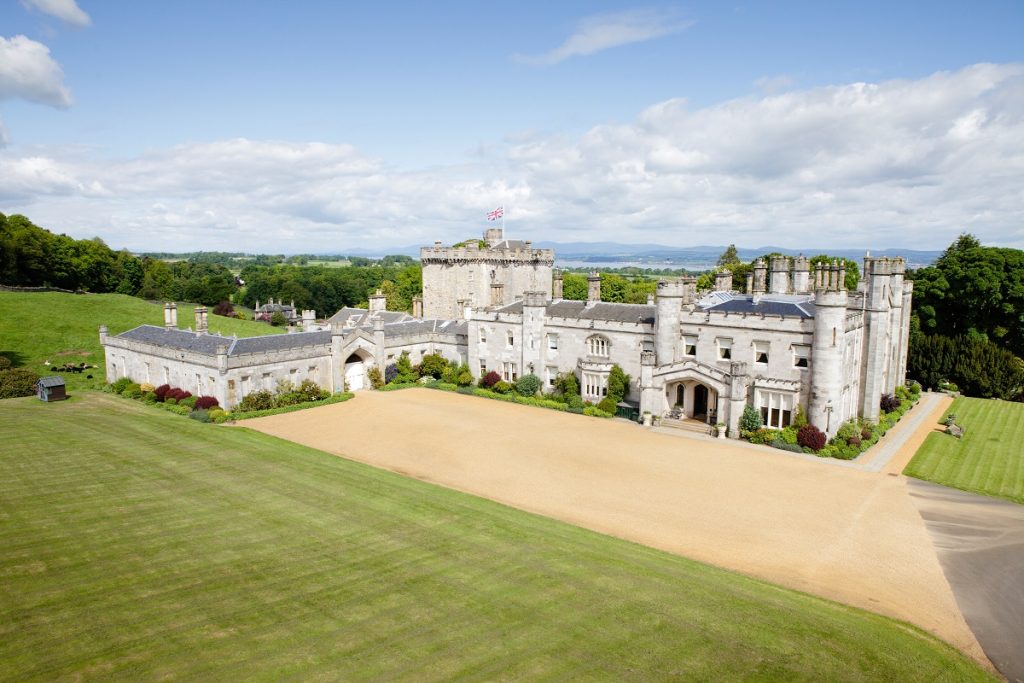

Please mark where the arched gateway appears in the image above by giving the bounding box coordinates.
[642,358,748,435]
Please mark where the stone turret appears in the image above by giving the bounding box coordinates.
[163,302,177,329]
[680,276,698,305]
[552,271,564,299]
[302,309,316,328]
[715,269,732,292]
[522,291,547,376]
[791,255,811,293]
[216,344,228,374]
[769,257,790,294]
[752,259,767,295]
[859,256,907,419]
[808,263,847,437]
[484,227,503,246]
[587,272,601,303]
[655,280,685,365]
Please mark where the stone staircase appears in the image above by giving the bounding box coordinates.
[659,416,712,435]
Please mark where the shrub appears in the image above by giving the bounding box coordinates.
[880,393,901,413]
[384,363,398,384]
[124,383,142,399]
[195,395,219,410]
[163,403,191,415]
[111,377,133,394]
[791,404,808,429]
[492,380,513,395]
[565,394,584,411]
[188,409,211,423]
[179,395,197,409]
[297,379,327,402]
[238,390,275,412]
[367,366,384,389]
[418,353,448,380]
[779,426,799,445]
[596,396,618,414]
[165,397,177,405]
[154,384,171,401]
[739,405,763,433]
[141,391,158,404]
[480,371,501,389]
[269,310,287,326]
[771,440,805,453]
[208,408,226,421]
[515,374,541,397]
[748,428,775,445]
[0,368,41,398]
[584,405,613,418]
[553,371,580,397]
[456,370,474,387]
[213,301,235,317]
[0,355,11,370]
[797,424,827,452]
[846,434,862,448]
[139,382,156,393]
[394,352,417,384]
[607,365,630,401]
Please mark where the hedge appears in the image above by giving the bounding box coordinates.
[223,392,354,422]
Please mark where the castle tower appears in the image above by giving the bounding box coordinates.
[859,256,900,420]
[808,264,847,437]
[791,256,810,294]
[769,257,790,294]
[715,269,732,292]
[752,259,767,295]
[587,272,601,303]
[655,280,685,365]
[420,228,555,319]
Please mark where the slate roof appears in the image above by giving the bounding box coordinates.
[38,376,65,388]
[383,319,467,338]
[702,294,816,318]
[496,299,656,325]
[116,325,331,356]
[490,239,532,250]
[326,307,415,326]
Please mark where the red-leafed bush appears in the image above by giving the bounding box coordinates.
[797,424,827,452]
[213,301,234,317]
[480,371,501,388]
[880,393,901,413]
[154,384,171,401]
[195,395,219,410]
[166,388,192,402]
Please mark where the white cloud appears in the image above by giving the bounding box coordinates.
[19,0,91,27]
[514,9,693,66]
[2,63,1023,253]
[0,35,73,107]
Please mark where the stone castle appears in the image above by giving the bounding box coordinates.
[101,227,912,438]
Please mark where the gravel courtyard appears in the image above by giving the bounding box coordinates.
[245,389,987,667]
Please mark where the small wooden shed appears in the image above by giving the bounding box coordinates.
[36,376,67,402]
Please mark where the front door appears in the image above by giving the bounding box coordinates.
[693,384,708,421]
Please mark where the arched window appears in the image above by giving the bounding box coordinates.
[587,335,610,357]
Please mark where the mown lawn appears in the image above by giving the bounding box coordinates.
[0,291,281,392]
[0,393,992,681]
[904,396,1024,504]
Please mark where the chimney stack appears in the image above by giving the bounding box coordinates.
[587,272,601,303]
[412,295,423,318]
[369,289,387,313]
[164,302,178,329]
[194,306,208,333]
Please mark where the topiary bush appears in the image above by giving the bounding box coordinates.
[480,371,501,389]
[797,424,827,452]
[195,395,219,410]
[739,405,763,433]
[515,373,541,397]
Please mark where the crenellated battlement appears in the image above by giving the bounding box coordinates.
[420,244,555,265]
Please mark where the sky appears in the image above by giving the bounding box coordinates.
[1,0,1022,254]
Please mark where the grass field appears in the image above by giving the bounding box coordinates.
[904,396,1024,504]
[0,393,991,681]
[0,291,282,392]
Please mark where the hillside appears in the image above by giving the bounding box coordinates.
[0,292,283,392]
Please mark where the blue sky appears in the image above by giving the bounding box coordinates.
[1,0,1022,253]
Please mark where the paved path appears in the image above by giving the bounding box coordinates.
[244,389,989,669]
[909,479,1024,682]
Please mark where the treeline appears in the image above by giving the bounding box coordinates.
[238,262,422,315]
[907,234,1024,400]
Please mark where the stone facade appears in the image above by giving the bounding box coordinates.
[101,234,911,439]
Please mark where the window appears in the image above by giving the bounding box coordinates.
[547,333,558,350]
[793,345,809,368]
[506,331,514,347]
[756,390,794,429]
[717,338,732,360]
[683,335,697,357]
[262,372,271,390]
[479,360,487,376]
[587,336,610,357]
[754,341,769,365]
[502,361,518,382]
[582,371,608,400]
[479,327,487,343]
[546,366,558,388]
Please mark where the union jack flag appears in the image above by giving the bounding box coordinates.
[487,206,504,221]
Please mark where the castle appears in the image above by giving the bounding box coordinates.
[101,227,912,438]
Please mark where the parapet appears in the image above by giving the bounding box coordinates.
[420,242,554,265]
[522,291,548,308]
[863,256,906,277]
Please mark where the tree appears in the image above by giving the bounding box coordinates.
[561,273,588,300]
[394,352,417,383]
[418,353,448,379]
[607,365,630,402]
[269,311,287,327]
[717,244,741,268]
